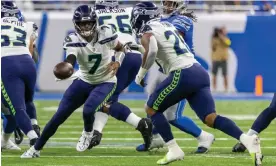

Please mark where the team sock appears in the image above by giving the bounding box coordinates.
[151,112,173,143]
[251,107,276,134]
[214,115,243,140]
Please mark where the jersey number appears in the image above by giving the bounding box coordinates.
[98,15,132,34]
[1,25,27,47]
[88,54,102,74]
[164,30,189,56]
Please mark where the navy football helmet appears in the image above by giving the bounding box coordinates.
[1,1,24,21]
[131,2,160,35]
[73,5,97,38]
[95,0,119,10]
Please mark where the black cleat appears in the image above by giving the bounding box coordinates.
[32,125,41,137]
[232,142,247,152]
[195,147,209,154]
[88,130,102,150]
[14,127,24,145]
[136,118,153,150]
[30,138,38,146]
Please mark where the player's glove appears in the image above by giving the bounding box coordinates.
[135,67,147,87]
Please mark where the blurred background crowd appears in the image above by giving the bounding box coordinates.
[14,0,276,13]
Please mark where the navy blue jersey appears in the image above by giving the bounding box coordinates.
[161,14,195,55]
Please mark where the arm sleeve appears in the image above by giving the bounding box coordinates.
[63,34,80,58]
[98,25,119,49]
[143,36,158,70]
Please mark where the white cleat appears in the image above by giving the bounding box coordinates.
[157,139,184,165]
[76,131,93,152]
[196,131,215,153]
[1,139,21,150]
[157,147,184,165]
[240,134,263,166]
[149,134,165,150]
[21,146,40,158]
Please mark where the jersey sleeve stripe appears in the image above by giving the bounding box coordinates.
[65,43,87,48]
[98,34,118,45]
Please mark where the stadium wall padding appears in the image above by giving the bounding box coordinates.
[23,12,276,92]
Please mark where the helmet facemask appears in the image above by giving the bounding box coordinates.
[74,20,96,39]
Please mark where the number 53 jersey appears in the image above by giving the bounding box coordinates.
[1,17,38,57]
[63,25,118,85]
[141,20,198,75]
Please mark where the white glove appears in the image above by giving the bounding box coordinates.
[135,67,148,87]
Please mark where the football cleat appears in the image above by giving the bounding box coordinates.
[240,134,263,166]
[88,130,102,150]
[195,131,215,154]
[1,139,21,150]
[32,124,41,137]
[157,147,184,165]
[14,127,24,145]
[21,146,40,158]
[136,134,164,152]
[232,142,247,153]
[30,138,38,147]
[76,131,93,152]
[136,118,153,150]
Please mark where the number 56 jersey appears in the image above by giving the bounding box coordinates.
[63,25,118,85]
[1,17,38,57]
[141,20,198,74]
[95,7,136,45]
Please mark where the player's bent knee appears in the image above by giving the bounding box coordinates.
[102,105,110,114]
[146,106,156,117]
[204,113,217,128]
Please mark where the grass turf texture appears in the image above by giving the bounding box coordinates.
[2,100,276,166]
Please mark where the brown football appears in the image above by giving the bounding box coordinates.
[53,62,74,80]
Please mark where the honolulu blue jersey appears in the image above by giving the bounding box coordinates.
[161,14,195,55]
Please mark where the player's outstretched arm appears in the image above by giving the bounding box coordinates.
[135,33,158,87]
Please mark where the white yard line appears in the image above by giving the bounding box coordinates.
[50,131,276,135]
[41,106,276,121]
[20,137,276,141]
[2,154,275,159]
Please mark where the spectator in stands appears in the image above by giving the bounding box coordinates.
[254,0,275,11]
[211,27,231,92]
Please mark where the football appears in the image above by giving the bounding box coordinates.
[53,62,74,80]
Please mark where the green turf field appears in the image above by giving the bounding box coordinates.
[2,100,276,166]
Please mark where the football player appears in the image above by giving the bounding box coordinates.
[21,4,144,158]
[82,0,152,151]
[1,1,39,148]
[136,0,214,153]
[233,93,276,153]
[132,2,262,165]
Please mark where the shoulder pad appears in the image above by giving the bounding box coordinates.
[172,16,193,32]
[64,33,78,43]
[63,33,87,48]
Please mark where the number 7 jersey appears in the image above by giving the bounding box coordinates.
[63,25,118,85]
[141,20,198,74]
[1,17,38,57]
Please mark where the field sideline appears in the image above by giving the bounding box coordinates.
[2,99,276,166]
